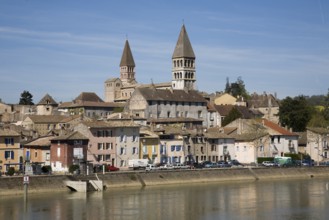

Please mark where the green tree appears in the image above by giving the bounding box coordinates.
[222,107,242,126]
[278,96,313,132]
[19,90,34,105]
[224,76,249,100]
[322,88,329,121]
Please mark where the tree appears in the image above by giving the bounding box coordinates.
[222,107,242,126]
[19,90,34,105]
[224,76,249,100]
[278,96,313,132]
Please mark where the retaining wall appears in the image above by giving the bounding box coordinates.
[1,167,329,195]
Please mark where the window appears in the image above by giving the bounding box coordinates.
[120,147,124,155]
[201,146,204,154]
[46,153,50,161]
[106,143,113,150]
[211,145,216,151]
[198,111,202,118]
[57,148,61,157]
[98,143,103,150]
[105,154,111,161]
[133,147,138,154]
[152,145,156,154]
[278,136,281,143]
[223,146,227,154]
[120,160,125,167]
[5,138,14,146]
[171,146,175,152]
[176,145,181,151]
[35,151,38,158]
[4,151,14,159]
[143,146,147,154]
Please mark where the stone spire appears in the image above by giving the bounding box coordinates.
[172,24,195,59]
[171,25,196,90]
[119,40,136,85]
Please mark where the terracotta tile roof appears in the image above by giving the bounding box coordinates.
[248,93,280,108]
[307,127,329,135]
[0,129,20,136]
[230,132,269,141]
[214,105,257,118]
[137,87,207,103]
[37,94,58,106]
[147,117,203,123]
[26,115,68,123]
[258,119,298,136]
[81,120,139,128]
[74,92,104,103]
[24,136,54,147]
[58,101,124,109]
[52,131,88,141]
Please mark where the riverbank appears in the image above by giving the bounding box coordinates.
[1,167,329,195]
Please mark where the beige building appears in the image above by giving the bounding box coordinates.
[247,92,280,123]
[0,128,22,173]
[36,94,58,115]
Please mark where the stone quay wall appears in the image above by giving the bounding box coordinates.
[1,167,329,195]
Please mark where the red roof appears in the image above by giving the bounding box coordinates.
[260,119,297,136]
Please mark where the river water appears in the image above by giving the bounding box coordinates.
[1,178,329,220]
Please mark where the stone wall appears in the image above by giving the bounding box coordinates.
[1,167,329,195]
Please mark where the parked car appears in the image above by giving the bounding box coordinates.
[107,165,120,172]
[228,160,244,167]
[217,161,231,168]
[146,164,159,171]
[262,161,276,167]
[159,164,174,170]
[173,163,189,169]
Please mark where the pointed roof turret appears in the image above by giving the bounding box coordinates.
[120,40,135,67]
[37,94,58,106]
[172,25,195,59]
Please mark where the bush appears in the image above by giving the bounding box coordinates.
[69,164,80,174]
[7,167,15,176]
[41,165,52,174]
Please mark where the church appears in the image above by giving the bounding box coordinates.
[104,24,198,103]
[103,25,212,128]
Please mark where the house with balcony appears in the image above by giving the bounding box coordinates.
[0,128,22,173]
[305,127,329,165]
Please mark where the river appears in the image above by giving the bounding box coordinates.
[1,178,329,220]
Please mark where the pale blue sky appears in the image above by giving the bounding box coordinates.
[1,0,329,104]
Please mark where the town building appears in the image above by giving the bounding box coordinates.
[36,94,58,115]
[59,92,124,119]
[50,131,89,173]
[0,128,22,173]
[305,127,329,165]
[247,92,280,123]
[74,120,140,168]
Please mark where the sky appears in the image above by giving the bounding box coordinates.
[1,0,329,104]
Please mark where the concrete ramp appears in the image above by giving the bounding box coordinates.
[66,181,87,192]
[89,180,103,191]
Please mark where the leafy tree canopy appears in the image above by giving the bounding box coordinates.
[278,96,313,132]
[224,76,250,100]
[19,90,34,105]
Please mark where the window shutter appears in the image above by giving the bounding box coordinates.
[11,151,14,159]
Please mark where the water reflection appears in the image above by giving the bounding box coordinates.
[1,178,329,220]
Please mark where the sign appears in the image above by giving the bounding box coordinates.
[23,175,29,184]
